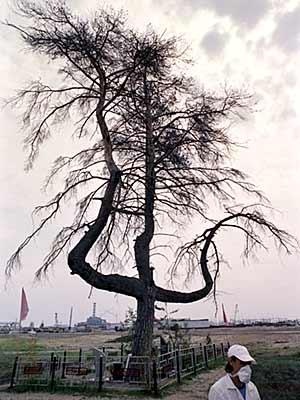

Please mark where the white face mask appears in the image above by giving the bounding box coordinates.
[231,365,252,384]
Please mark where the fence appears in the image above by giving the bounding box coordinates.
[153,342,229,393]
[5,342,229,394]
[9,349,99,391]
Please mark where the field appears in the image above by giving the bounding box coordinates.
[0,326,299,399]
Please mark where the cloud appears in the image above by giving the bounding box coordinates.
[272,6,300,53]
[204,0,271,28]
[201,28,229,57]
[154,0,271,28]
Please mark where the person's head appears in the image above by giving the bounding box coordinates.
[225,344,256,375]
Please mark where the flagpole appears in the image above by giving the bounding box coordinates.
[19,288,29,332]
[19,289,22,332]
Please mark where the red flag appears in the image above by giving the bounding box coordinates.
[222,303,228,324]
[20,288,29,322]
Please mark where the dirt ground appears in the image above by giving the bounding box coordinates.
[190,326,300,351]
[34,326,300,350]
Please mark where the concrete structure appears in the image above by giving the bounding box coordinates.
[86,315,107,328]
[75,303,107,330]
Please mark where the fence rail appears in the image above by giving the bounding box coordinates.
[3,342,229,394]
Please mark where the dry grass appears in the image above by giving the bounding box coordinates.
[1,326,299,399]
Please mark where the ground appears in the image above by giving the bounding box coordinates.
[1,326,300,399]
[0,368,224,400]
[3,325,298,351]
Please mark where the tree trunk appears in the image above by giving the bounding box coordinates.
[132,289,155,356]
[131,73,156,357]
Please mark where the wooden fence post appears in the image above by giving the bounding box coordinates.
[50,355,57,391]
[175,349,181,384]
[78,348,82,367]
[49,352,54,388]
[221,343,225,359]
[199,343,202,363]
[213,344,217,361]
[203,345,208,368]
[191,348,197,375]
[9,356,18,389]
[61,350,67,379]
[98,355,104,392]
[152,359,159,395]
[121,343,124,362]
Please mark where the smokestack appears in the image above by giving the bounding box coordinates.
[93,303,96,318]
[222,304,228,325]
[69,307,73,330]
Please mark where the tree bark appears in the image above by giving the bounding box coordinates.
[131,73,157,356]
[132,289,156,356]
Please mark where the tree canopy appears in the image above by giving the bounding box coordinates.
[5,0,296,355]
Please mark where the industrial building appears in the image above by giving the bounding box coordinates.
[75,303,107,331]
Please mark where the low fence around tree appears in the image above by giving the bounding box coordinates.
[6,342,229,394]
[153,342,228,393]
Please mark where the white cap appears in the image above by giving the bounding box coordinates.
[227,344,256,364]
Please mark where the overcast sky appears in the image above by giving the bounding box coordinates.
[1,0,300,326]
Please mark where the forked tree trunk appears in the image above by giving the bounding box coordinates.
[132,289,155,356]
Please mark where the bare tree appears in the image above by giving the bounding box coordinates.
[5,0,296,355]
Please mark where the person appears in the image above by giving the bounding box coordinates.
[208,344,261,400]
[206,333,212,345]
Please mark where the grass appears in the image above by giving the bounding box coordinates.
[0,336,47,384]
[3,336,299,399]
[12,384,152,398]
[252,348,300,400]
[0,337,45,352]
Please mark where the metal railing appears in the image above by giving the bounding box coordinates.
[153,342,229,392]
[5,342,229,394]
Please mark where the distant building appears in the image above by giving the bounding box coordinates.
[86,315,107,329]
[159,318,210,330]
[106,322,124,331]
[75,303,108,330]
[184,319,210,329]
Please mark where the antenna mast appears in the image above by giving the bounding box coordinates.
[233,304,239,325]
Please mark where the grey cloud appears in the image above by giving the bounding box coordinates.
[201,29,228,57]
[272,7,300,53]
[154,0,271,28]
[204,0,270,28]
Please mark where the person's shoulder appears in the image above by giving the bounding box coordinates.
[248,381,259,390]
[208,375,229,400]
[210,374,228,390]
[248,381,261,399]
